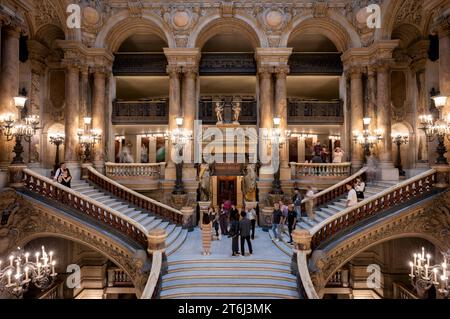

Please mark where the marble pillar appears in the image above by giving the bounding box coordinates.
[181,67,197,171]
[367,66,377,132]
[28,62,44,165]
[0,25,20,168]
[377,62,398,181]
[166,65,181,176]
[80,66,89,123]
[64,64,80,168]
[92,69,106,171]
[349,67,364,170]
[275,67,289,168]
[259,69,273,130]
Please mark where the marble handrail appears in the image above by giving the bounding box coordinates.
[140,250,162,299]
[22,168,149,246]
[105,162,165,178]
[393,282,418,299]
[87,166,183,225]
[291,162,351,177]
[309,169,437,249]
[297,251,319,299]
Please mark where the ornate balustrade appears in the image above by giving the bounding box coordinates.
[287,99,343,124]
[199,95,257,124]
[87,166,184,225]
[393,282,418,299]
[112,99,168,125]
[105,162,164,191]
[23,169,149,248]
[113,53,167,75]
[301,167,367,212]
[292,162,351,178]
[309,170,437,250]
[107,267,133,287]
[289,53,343,75]
[199,53,256,75]
[38,280,65,299]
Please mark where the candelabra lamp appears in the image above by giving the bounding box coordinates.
[0,94,40,164]
[169,117,192,195]
[409,247,449,299]
[49,133,65,176]
[391,134,409,177]
[419,93,449,165]
[0,246,57,298]
[263,117,291,195]
[77,117,101,163]
[353,117,383,159]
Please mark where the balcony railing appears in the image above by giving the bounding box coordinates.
[393,282,419,299]
[291,162,351,178]
[112,99,168,125]
[107,267,133,287]
[199,95,257,124]
[106,162,164,178]
[288,99,343,124]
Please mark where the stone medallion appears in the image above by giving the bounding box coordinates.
[266,10,284,29]
[173,10,190,28]
[83,6,101,25]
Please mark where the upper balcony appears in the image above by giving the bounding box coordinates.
[287,99,343,125]
[112,99,169,125]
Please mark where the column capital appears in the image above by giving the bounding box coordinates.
[375,60,392,73]
[166,64,182,77]
[274,65,290,78]
[80,65,90,76]
[163,48,201,73]
[258,67,274,78]
[367,65,377,77]
[92,65,109,77]
[255,47,292,74]
[345,65,365,79]
[181,65,198,78]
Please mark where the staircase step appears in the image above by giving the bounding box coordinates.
[316,210,333,219]
[145,218,163,231]
[328,205,343,212]
[160,286,298,299]
[162,278,297,289]
[140,216,157,228]
[166,226,182,247]
[166,228,188,256]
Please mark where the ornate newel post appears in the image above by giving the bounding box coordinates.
[432,165,450,188]
[180,206,195,231]
[147,228,168,273]
[291,229,317,298]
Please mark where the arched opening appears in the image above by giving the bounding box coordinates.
[2,237,136,299]
[286,32,343,164]
[112,33,169,165]
[324,237,439,299]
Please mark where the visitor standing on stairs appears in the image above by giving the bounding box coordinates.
[210,206,220,239]
[239,211,253,256]
[355,177,366,200]
[346,184,358,207]
[246,205,257,240]
[292,188,302,219]
[305,186,316,221]
[230,213,240,256]
[201,213,212,255]
[219,203,229,236]
[287,204,297,244]
[271,203,282,242]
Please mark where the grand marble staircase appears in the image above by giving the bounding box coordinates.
[70,179,187,256]
[160,229,299,299]
[270,181,399,256]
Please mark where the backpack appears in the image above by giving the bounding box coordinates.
[294,194,302,206]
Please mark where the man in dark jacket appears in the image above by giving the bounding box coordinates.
[230,213,240,256]
[239,211,253,256]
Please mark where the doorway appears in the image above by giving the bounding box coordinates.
[217,176,237,206]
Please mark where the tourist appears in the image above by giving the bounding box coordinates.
[209,206,220,239]
[219,203,228,236]
[305,186,315,220]
[292,188,302,219]
[346,183,358,207]
[230,204,239,221]
[333,147,345,163]
[54,163,72,188]
[366,154,379,183]
[201,213,212,256]
[239,211,253,256]
[321,145,329,163]
[271,203,282,242]
[229,213,240,256]
[246,205,257,240]
[279,201,288,240]
[355,177,366,200]
[287,204,297,244]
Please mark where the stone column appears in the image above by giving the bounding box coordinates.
[436,14,450,115]
[259,69,273,130]
[377,61,398,180]
[64,64,80,167]
[181,66,197,174]
[0,24,20,168]
[349,67,364,170]
[92,68,106,171]
[80,66,89,123]
[166,65,181,174]
[275,66,289,168]
[367,66,377,131]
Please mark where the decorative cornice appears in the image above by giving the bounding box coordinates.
[255,47,292,72]
[163,47,201,70]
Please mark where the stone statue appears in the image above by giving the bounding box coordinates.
[232,101,241,124]
[243,163,257,201]
[199,164,211,201]
[215,101,224,124]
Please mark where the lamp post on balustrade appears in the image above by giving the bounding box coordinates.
[391,134,409,177]
[49,133,65,176]
[352,117,383,160]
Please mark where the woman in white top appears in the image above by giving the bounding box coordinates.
[354,177,365,200]
[332,147,345,163]
[246,206,257,240]
[346,184,358,207]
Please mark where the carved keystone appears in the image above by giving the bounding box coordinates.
[292,229,312,254]
[147,228,167,255]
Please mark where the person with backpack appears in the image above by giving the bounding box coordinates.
[271,203,282,242]
[239,211,253,256]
